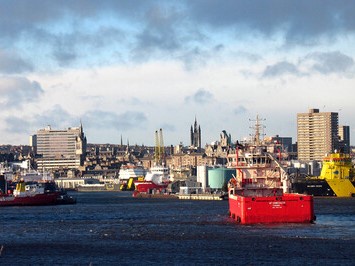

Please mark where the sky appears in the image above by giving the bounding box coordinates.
[0,0,354,146]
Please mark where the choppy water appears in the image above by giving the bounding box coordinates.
[0,192,354,265]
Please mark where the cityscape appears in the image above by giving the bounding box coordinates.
[0,108,352,184]
[1,1,354,265]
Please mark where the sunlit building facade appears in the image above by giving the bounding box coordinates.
[297,109,338,161]
[32,124,87,172]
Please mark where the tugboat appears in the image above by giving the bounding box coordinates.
[227,116,315,224]
[0,178,58,206]
[291,152,355,197]
[0,176,76,206]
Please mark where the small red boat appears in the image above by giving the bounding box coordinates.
[0,178,76,207]
[227,116,315,224]
[0,181,58,206]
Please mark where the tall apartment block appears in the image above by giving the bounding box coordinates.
[31,124,87,172]
[297,108,339,161]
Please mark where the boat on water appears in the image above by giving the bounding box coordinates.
[291,152,355,197]
[133,164,171,195]
[0,177,76,206]
[76,178,118,192]
[118,164,146,191]
[133,128,171,196]
[227,116,315,224]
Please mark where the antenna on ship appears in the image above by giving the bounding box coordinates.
[249,115,265,145]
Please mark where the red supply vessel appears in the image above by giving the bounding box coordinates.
[227,116,315,224]
[0,178,76,207]
[133,129,171,196]
[133,165,170,195]
[0,180,58,206]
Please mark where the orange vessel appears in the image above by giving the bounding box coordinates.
[228,116,315,224]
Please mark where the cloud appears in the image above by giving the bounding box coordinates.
[5,116,31,134]
[185,89,214,104]
[135,7,181,53]
[234,105,247,115]
[1,1,354,70]
[188,1,355,43]
[35,105,77,128]
[83,110,147,130]
[304,51,355,75]
[0,50,34,74]
[159,123,176,132]
[261,52,355,78]
[0,76,44,108]
[4,105,77,135]
[262,61,302,78]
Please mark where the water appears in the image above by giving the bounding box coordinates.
[0,192,354,265]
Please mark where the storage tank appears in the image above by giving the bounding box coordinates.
[208,168,235,189]
[197,165,212,192]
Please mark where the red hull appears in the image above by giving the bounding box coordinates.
[228,193,315,224]
[134,181,168,193]
[0,193,59,207]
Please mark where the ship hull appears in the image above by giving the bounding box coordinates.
[292,179,355,197]
[228,193,315,224]
[133,181,168,194]
[0,193,59,207]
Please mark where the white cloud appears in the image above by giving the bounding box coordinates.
[0,1,354,145]
[0,76,44,108]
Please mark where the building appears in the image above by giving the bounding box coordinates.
[338,125,350,154]
[297,108,338,161]
[190,117,201,150]
[265,135,293,152]
[32,124,87,172]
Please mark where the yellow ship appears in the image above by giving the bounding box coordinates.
[292,152,355,197]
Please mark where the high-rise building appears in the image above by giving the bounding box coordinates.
[338,125,350,154]
[32,124,87,172]
[297,108,338,161]
[190,117,201,150]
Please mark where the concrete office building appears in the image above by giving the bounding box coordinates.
[297,108,338,161]
[32,124,87,172]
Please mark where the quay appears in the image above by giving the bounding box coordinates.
[178,194,226,201]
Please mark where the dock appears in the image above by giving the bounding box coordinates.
[178,194,227,201]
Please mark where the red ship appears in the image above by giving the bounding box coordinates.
[133,129,171,196]
[0,178,76,207]
[227,116,315,224]
[133,165,170,195]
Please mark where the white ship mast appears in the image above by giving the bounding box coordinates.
[249,115,265,146]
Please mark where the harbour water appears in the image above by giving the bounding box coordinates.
[0,192,354,265]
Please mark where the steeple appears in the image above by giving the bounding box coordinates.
[190,117,201,150]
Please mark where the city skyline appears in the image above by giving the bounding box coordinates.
[1,1,354,146]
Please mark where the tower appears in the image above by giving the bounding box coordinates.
[297,108,339,161]
[190,117,201,150]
